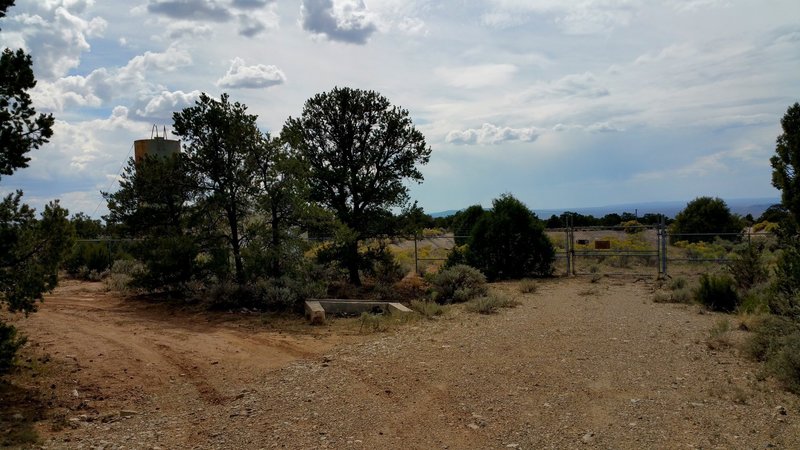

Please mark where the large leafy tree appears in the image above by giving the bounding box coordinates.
[670,196,742,243]
[282,87,431,285]
[771,102,800,227]
[246,137,310,279]
[173,93,266,285]
[1,0,72,375]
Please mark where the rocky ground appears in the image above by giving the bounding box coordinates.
[2,276,799,449]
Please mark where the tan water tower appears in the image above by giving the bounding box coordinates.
[134,125,180,163]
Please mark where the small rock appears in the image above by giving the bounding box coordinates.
[776,406,787,416]
[12,413,24,421]
[72,389,80,398]
[466,423,480,430]
[582,432,596,444]
[120,410,138,417]
[506,444,519,448]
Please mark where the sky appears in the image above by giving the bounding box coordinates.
[0,0,798,218]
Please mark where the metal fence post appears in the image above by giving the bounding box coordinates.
[661,214,669,278]
[414,233,419,275]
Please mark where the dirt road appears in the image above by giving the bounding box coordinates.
[3,277,799,449]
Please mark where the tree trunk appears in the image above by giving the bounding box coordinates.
[228,207,245,285]
[270,203,282,277]
[345,239,361,286]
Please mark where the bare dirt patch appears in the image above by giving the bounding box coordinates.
[3,276,799,449]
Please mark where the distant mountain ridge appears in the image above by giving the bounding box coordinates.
[430,197,780,220]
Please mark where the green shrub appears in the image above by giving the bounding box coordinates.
[727,244,768,291]
[461,194,555,281]
[770,332,800,394]
[63,241,111,279]
[695,273,739,312]
[738,283,771,314]
[745,316,800,393]
[770,238,800,320]
[429,264,487,304]
[0,322,27,376]
[746,315,799,362]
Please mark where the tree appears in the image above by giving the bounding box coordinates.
[0,41,54,176]
[451,205,486,244]
[173,93,266,285]
[461,194,555,281]
[104,154,196,238]
[246,137,309,279]
[282,87,431,285]
[771,103,800,227]
[103,154,208,290]
[1,0,72,375]
[670,196,742,243]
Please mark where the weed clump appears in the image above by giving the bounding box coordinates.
[518,279,538,294]
[429,264,488,304]
[410,299,445,318]
[465,293,520,314]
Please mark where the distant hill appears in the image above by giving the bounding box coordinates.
[430,197,780,220]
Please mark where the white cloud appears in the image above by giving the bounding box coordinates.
[146,0,232,22]
[216,57,286,89]
[587,122,624,133]
[435,64,518,89]
[31,46,193,112]
[482,0,639,34]
[2,1,107,80]
[232,0,276,9]
[300,0,378,44]
[445,123,540,145]
[165,21,214,40]
[523,72,609,99]
[136,90,202,120]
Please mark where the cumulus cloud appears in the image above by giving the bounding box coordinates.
[147,0,232,22]
[31,46,193,112]
[216,57,286,89]
[136,90,202,120]
[524,72,609,99]
[301,0,378,44]
[165,22,214,40]
[435,64,518,89]
[445,123,540,145]
[2,1,107,80]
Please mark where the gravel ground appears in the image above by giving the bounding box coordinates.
[3,277,799,449]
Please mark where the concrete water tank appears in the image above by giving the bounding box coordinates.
[134,126,180,163]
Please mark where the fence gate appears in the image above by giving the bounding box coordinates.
[560,216,669,278]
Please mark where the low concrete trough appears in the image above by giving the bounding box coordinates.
[304,299,413,324]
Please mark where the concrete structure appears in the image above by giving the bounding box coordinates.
[304,299,413,324]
